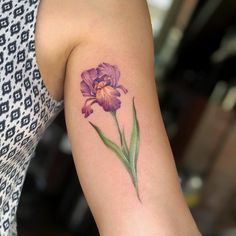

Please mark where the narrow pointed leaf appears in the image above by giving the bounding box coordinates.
[89,121,129,168]
[129,98,140,189]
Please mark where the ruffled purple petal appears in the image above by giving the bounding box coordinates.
[82,105,92,118]
[81,68,97,96]
[97,63,120,87]
[80,81,92,97]
[81,99,97,118]
[96,85,121,112]
[117,84,128,94]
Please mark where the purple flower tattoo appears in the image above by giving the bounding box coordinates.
[80,63,141,201]
[81,63,128,118]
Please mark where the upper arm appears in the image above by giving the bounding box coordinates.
[64,1,199,235]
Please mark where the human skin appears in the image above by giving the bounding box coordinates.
[35,0,201,235]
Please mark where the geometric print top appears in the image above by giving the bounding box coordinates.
[0,0,64,235]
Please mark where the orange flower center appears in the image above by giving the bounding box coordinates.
[96,81,107,90]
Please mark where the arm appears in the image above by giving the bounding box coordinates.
[64,1,200,235]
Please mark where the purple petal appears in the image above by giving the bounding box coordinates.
[96,85,121,112]
[82,104,94,118]
[80,81,92,97]
[81,99,97,118]
[117,84,128,94]
[97,63,120,87]
[81,68,97,96]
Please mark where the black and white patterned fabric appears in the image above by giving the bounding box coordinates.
[0,0,64,234]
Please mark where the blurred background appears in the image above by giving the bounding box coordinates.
[18,0,236,235]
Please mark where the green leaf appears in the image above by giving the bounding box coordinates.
[89,121,129,169]
[121,128,129,157]
[129,97,140,195]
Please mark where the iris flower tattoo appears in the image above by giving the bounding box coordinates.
[80,63,140,200]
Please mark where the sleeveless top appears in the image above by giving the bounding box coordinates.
[0,0,64,235]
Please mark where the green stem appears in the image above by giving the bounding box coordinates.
[111,111,123,147]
